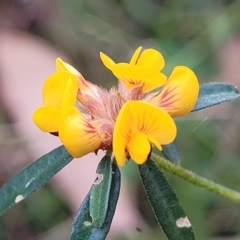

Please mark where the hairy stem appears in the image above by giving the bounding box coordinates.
[151,153,240,204]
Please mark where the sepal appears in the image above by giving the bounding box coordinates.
[162,141,180,164]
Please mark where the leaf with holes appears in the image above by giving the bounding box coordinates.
[0,145,73,216]
[90,155,112,227]
[138,158,195,240]
[69,161,120,240]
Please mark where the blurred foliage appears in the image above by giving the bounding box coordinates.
[2,0,240,83]
[0,183,71,240]
[174,118,240,239]
[1,0,240,239]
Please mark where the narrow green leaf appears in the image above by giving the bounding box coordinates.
[69,162,121,240]
[192,82,240,111]
[162,141,180,163]
[0,145,73,216]
[138,158,195,240]
[90,155,112,227]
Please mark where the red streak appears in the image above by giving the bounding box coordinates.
[161,86,178,99]
[160,98,180,108]
[84,121,97,134]
[160,93,178,104]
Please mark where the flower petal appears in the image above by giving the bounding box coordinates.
[111,63,167,93]
[33,106,60,132]
[129,46,142,65]
[127,132,151,164]
[60,106,102,158]
[61,78,79,117]
[100,52,116,70]
[137,48,165,71]
[113,100,176,166]
[56,58,95,103]
[56,58,81,76]
[42,72,79,108]
[152,66,199,117]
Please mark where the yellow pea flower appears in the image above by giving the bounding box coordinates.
[33,46,199,166]
[33,68,102,158]
[100,47,199,118]
[33,71,79,133]
[149,66,199,117]
[100,47,167,93]
[56,58,104,106]
[113,101,176,166]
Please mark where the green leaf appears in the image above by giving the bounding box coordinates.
[192,82,240,111]
[90,155,112,227]
[0,145,73,216]
[138,158,195,240]
[162,141,180,164]
[69,161,121,240]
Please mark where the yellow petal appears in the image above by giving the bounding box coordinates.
[42,72,79,108]
[56,58,81,76]
[59,106,102,158]
[111,63,167,93]
[113,100,177,166]
[127,132,151,164]
[100,52,116,70]
[146,135,162,151]
[152,66,199,117]
[137,48,165,71]
[56,58,92,102]
[61,78,79,117]
[129,46,142,65]
[33,106,60,132]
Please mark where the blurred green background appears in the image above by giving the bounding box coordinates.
[1,0,240,239]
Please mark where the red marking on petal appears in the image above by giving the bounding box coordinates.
[161,86,178,99]
[84,122,97,134]
[160,99,181,108]
[159,85,182,110]
[160,93,178,104]
[122,77,142,86]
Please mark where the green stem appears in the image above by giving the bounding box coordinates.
[151,153,240,204]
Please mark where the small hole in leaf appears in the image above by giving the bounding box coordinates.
[93,173,104,185]
[83,221,92,227]
[176,216,191,228]
[15,194,24,203]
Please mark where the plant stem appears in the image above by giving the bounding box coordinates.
[151,153,240,204]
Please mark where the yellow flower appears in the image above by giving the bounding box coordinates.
[149,66,199,117]
[113,101,176,166]
[33,47,199,166]
[32,71,79,133]
[33,63,102,158]
[100,47,167,93]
